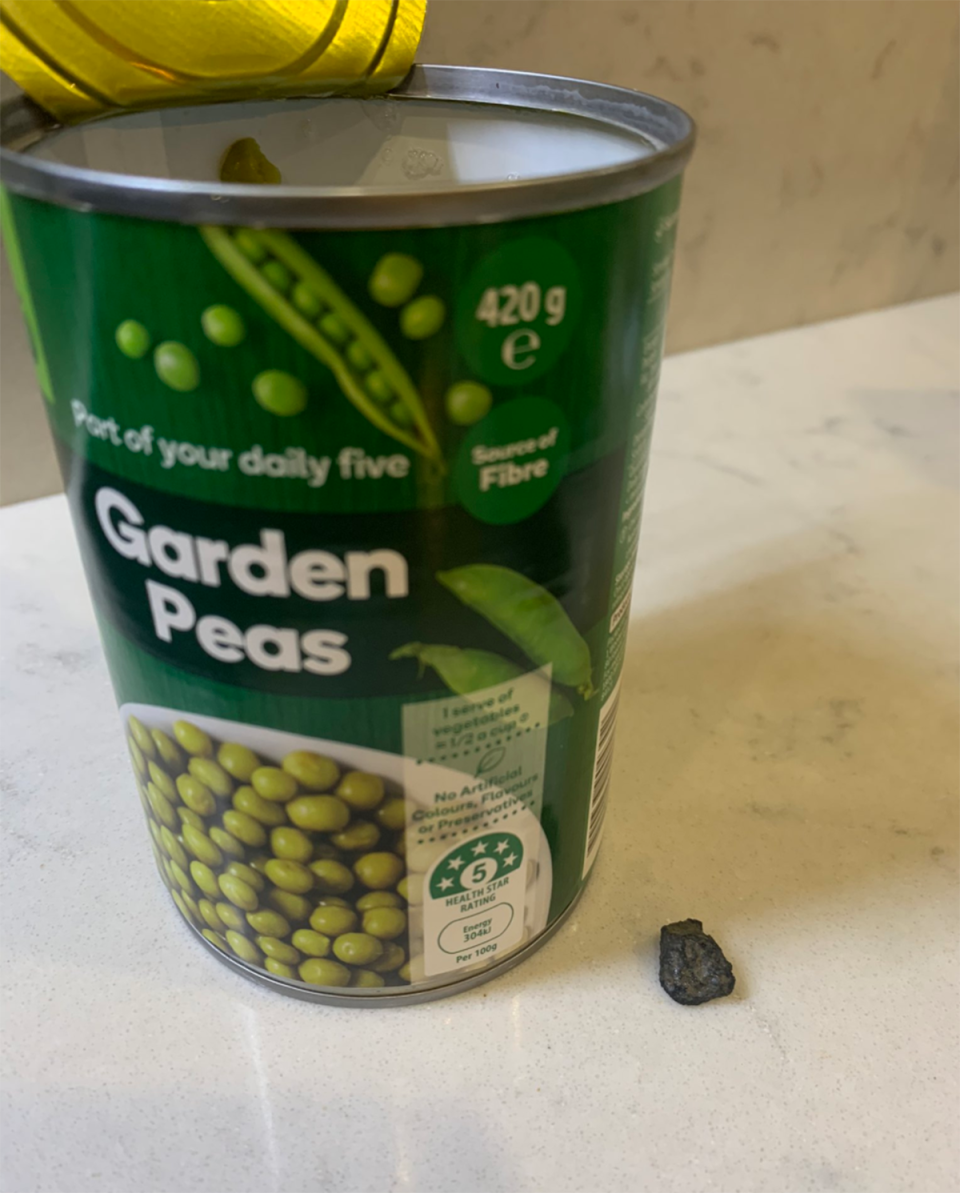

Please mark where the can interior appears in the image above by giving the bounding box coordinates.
[27,95,655,190]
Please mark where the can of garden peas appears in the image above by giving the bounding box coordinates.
[1,66,694,1004]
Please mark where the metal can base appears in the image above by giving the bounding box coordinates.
[189,885,587,1008]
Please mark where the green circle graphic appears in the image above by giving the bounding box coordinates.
[456,237,580,386]
[455,396,569,524]
[428,832,524,899]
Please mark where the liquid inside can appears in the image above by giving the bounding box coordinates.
[0,66,694,1004]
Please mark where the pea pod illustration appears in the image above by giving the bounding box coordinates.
[390,642,574,725]
[437,565,595,698]
[200,226,443,465]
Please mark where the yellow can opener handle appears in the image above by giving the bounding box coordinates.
[0,0,426,122]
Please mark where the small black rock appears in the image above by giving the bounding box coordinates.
[659,919,736,1005]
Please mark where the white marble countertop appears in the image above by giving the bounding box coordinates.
[2,296,957,1193]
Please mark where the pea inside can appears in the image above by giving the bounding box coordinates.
[1,68,693,1004]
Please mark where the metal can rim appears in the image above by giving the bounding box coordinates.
[190,883,587,1007]
[0,64,695,228]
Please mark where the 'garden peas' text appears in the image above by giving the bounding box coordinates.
[94,486,409,676]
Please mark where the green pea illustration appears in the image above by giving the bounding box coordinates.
[115,319,151,359]
[390,642,574,723]
[445,381,492,426]
[291,281,323,318]
[399,295,445,340]
[153,341,199,392]
[368,253,423,307]
[318,311,350,346]
[437,565,595,697]
[252,370,307,417]
[234,228,267,263]
[388,399,414,429]
[261,260,292,293]
[201,304,245,347]
[200,226,442,464]
[364,370,393,405]
[346,339,375,372]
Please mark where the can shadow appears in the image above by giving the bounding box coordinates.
[475,549,958,998]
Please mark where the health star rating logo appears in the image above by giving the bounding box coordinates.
[428,832,525,899]
[442,838,511,873]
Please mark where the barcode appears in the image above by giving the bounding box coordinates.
[582,680,622,877]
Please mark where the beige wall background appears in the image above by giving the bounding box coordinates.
[1,0,958,504]
[421,0,960,351]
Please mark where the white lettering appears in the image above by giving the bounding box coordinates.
[147,526,199,582]
[502,328,540,370]
[302,630,351,676]
[289,551,347,601]
[245,625,301,672]
[195,538,229,587]
[95,487,149,564]
[158,439,179,470]
[480,459,549,491]
[146,579,196,642]
[228,530,289,597]
[196,615,244,662]
[345,550,409,600]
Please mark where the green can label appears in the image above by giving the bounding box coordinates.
[3,178,681,994]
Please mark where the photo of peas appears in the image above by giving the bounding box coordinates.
[127,711,414,991]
